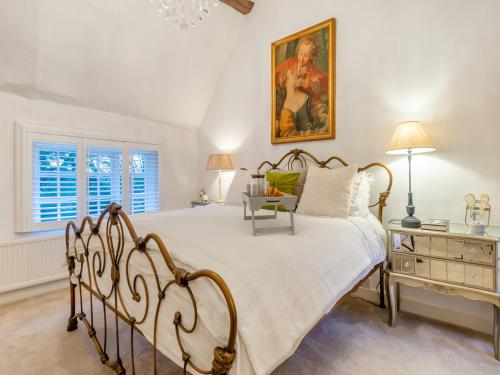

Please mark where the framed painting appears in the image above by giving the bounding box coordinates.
[271,19,336,144]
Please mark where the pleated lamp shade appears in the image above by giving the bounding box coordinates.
[386,121,436,155]
[206,154,234,171]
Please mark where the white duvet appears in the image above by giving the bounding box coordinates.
[73,205,386,375]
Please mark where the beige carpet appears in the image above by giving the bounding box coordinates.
[0,289,499,375]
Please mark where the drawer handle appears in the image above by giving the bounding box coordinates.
[469,272,476,279]
[404,261,410,268]
[416,258,423,263]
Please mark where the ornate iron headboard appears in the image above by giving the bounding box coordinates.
[256,148,393,222]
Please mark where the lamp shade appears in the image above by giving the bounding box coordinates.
[206,154,234,171]
[386,121,436,155]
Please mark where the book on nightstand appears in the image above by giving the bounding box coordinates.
[421,219,450,232]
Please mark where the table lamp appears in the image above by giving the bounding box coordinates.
[386,121,435,228]
[206,154,234,203]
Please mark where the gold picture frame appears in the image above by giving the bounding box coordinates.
[271,19,336,144]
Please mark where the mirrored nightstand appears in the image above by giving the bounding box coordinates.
[386,220,500,360]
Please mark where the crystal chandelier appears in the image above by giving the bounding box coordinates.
[149,0,220,29]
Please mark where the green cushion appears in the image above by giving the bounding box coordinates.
[262,171,300,212]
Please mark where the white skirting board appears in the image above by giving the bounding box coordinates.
[0,277,67,306]
[0,235,67,305]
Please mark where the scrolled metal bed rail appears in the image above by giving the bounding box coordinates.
[65,203,237,375]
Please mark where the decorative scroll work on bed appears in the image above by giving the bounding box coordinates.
[257,148,393,222]
[65,203,237,375]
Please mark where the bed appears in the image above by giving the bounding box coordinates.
[65,149,392,375]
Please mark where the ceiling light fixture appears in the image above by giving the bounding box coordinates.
[149,0,219,29]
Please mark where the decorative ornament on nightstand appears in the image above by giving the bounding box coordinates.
[206,153,234,203]
[465,193,491,235]
[387,121,435,228]
[199,187,209,203]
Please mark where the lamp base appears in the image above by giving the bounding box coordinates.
[401,215,421,228]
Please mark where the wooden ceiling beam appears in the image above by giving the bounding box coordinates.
[220,0,254,15]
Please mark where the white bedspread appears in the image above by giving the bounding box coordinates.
[73,205,386,375]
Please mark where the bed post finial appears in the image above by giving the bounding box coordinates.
[109,202,122,215]
[212,346,236,375]
[378,191,390,222]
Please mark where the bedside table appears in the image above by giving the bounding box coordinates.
[385,221,500,360]
[190,200,211,208]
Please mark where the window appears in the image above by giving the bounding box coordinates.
[130,149,159,213]
[87,146,123,216]
[15,122,161,232]
[32,142,78,223]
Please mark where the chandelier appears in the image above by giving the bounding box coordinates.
[149,0,220,29]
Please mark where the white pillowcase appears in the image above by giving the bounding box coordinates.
[224,169,249,206]
[350,171,374,217]
[297,164,358,218]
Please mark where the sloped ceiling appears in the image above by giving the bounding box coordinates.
[0,0,245,129]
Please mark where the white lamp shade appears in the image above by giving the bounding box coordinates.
[206,154,234,171]
[386,121,436,155]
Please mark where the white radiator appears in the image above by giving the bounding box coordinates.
[0,235,67,293]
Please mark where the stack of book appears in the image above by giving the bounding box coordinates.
[421,219,450,232]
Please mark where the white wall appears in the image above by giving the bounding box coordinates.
[197,0,500,333]
[0,91,198,242]
[0,0,243,128]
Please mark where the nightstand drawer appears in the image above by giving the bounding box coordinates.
[392,254,415,274]
[393,255,445,280]
[390,254,496,291]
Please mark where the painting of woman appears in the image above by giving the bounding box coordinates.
[271,19,335,144]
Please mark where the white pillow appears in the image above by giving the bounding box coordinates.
[349,171,374,217]
[225,169,249,206]
[297,164,358,218]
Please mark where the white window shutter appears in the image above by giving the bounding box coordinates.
[87,146,123,216]
[32,142,78,223]
[129,149,159,213]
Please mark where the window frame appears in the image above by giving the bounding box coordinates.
[15,122,162,233]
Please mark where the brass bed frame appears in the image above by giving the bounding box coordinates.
[65,148,392,375]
